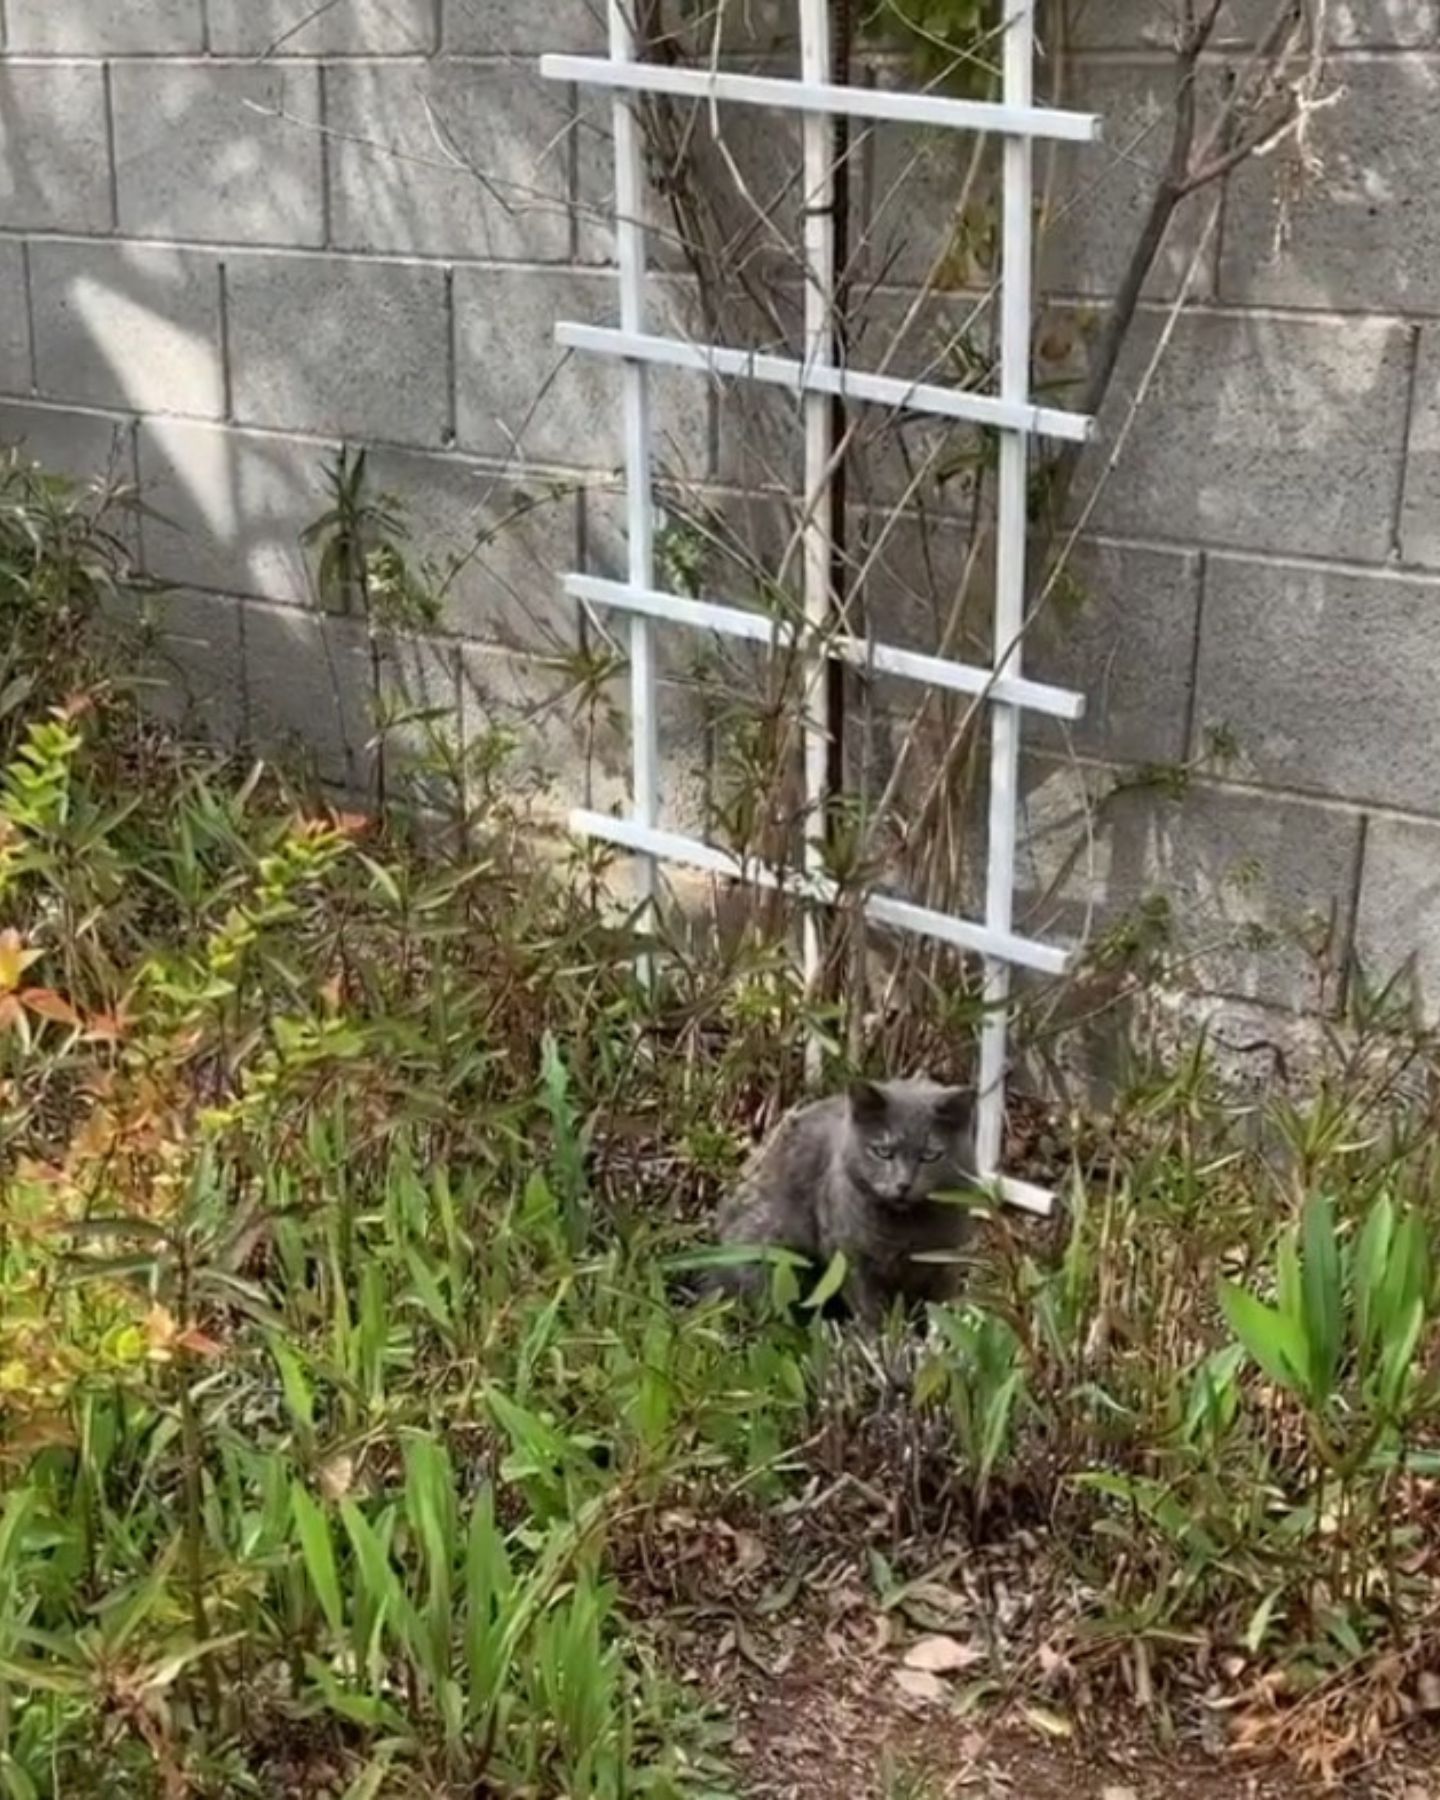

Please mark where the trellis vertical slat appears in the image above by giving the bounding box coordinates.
[976,3,1036,1178]
[799,0,835,1045]
[609,0,660,920]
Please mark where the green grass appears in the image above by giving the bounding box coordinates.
[3,453,1440,1794]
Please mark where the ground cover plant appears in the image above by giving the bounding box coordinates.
[3,453,1440,1798]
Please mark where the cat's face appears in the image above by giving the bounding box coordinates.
[843,1079,976,1208]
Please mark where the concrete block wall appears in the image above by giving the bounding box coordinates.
[2,0,1439,1027]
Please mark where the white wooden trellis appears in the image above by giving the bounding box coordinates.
[540,2,1100,1216]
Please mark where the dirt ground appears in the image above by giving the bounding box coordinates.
[724,1644,1440,1799]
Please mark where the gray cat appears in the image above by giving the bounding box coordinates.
[712,1078,980,1321]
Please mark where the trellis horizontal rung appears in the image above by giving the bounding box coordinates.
[539,54,1101,145]
[566,574,1086,722]
[570,809,1073,979]
[556,322,1092,444]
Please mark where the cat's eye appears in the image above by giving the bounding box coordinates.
[918,1146,943,1164]
[870,1141,897,1161]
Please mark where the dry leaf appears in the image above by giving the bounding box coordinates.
[893,1668,946,1703]
[903,1634,982,1675]
[144,1305,179,1355]
[145,1307,223,1360]
[1021,1703,1072,1740]
[21,988,82,1027]
[318,1454,355,1502]
[731,1531,766,1575]
[1102,1788,1139,1800]
[1417,1670,1440,1714]
[896,1579,970,1630]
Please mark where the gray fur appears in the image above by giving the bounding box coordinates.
[713,1078,979,1321]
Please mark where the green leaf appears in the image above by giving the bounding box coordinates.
[1381,1211,1430,1338]
[464,1486,512,1715]
[339,1755,395,1800]
[802,1250,849,1311]
[404,1435,457,1679]
[979,1371,1022,1481]
[269,1335,315,1436]
[340,1502,421,1656]
[1243,1587,1283,1654]
[0,1657,87,1696]
[1,1750,42,1800]
[1300,1191,1342,1400]
[1377,1297,1425,1418]
[1219,1281,1307,1394]
[1352,1193,1394,1356]
[292,1482,345,1640]
[1277,1231,1303,1325]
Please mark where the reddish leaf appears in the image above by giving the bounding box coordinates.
[20,988,82,1028]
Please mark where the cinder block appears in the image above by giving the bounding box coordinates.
[444,0,603,53]
[654,0,796,54]
[138,418,331,603]
[1015,760,1362,1010]
[29,242,224,419]
[227,256,450,447]
[1084,310,1411,563]
[326,60,573,261]
[1066,0,1191,47]
[761,285,989,514]
[1067,0,1434,48]
[242,600,375,787]
[363,447,580,648]
[1027,539,1202,768]
[0,401,135,489]
[126,589,246,745]
[1044,60,1223,302]
[111,63,324,246]
[711,272,963,502]
[248,606,464,803]
[850,105,985,296]
[0,240,31,393]
[457,642,612,817]
[574,83,801,274]
[208,0,436,53]
[577,478,787,687]
[1193,555,1440,815]
[1401,325,1440,568]
[1355,817,1440,1025]
[364,629,466,811]
[1225,0,1437,46]
[456,641,709,830]
[1220,60,1439,313]
[6,0,205,53]
[0,65,112,233]
[452,266,710,473]
[444,0,791,53]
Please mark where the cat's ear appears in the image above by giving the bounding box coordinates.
[848,1080,888,1123]
[934,1087,974,1132]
